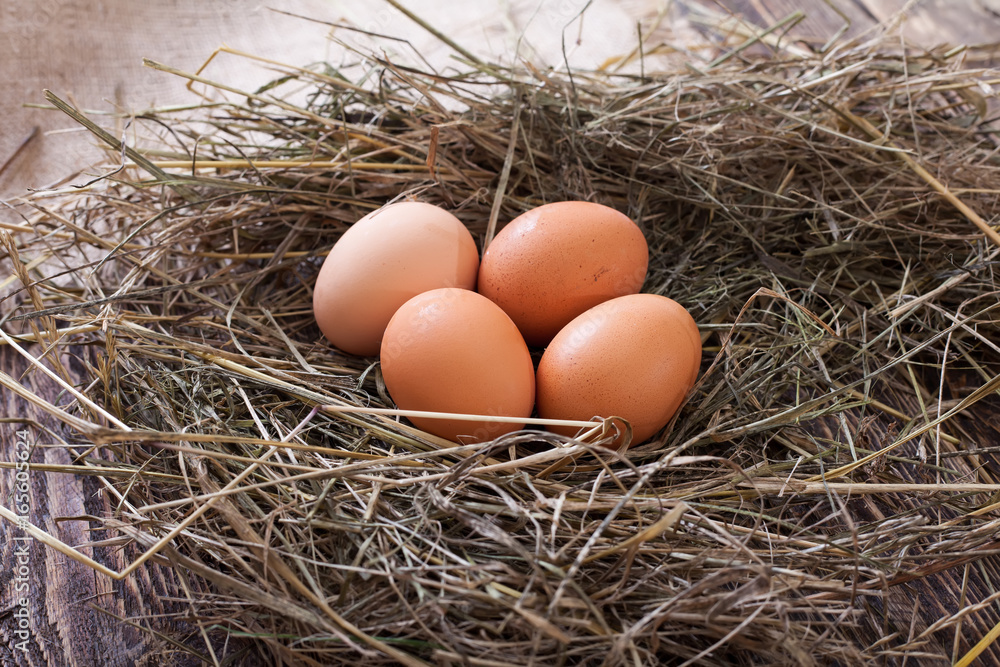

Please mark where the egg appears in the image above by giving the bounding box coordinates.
[380,288,535,443]
[535,294,701,446]
[477,201,648,346]
[313,201,479,356]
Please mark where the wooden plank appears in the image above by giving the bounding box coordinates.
[713,0,1000,53]
[712,0,877,45]
[0,348,254,666]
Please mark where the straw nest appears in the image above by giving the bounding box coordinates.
[4,8,1000,666]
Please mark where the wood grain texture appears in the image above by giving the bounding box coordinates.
[0,347,257,666]
[764,398,1000,664]
[717,0,1000,51]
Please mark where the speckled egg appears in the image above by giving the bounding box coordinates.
[535,293,701,446]
[313,201,479,356]
[477,201,648,346]
[380,288,535,443]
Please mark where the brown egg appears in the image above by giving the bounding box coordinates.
[313,201,479,356]
[477,201,648,346]
[536,294,701,446]
[380,288,535,443]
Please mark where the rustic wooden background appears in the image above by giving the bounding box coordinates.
[3,1,1000,665]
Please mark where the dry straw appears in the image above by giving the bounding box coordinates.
[3,4,1000,665]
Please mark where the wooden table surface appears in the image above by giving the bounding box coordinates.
[3,1,1000,665]
[723,0,1000,48]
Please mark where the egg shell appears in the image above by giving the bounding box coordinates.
[313,201,479,356]
[478,201,649,346]
[380,288,535,443]
[535,293,701,446]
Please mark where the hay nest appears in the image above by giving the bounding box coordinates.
[4,9,1000,666]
